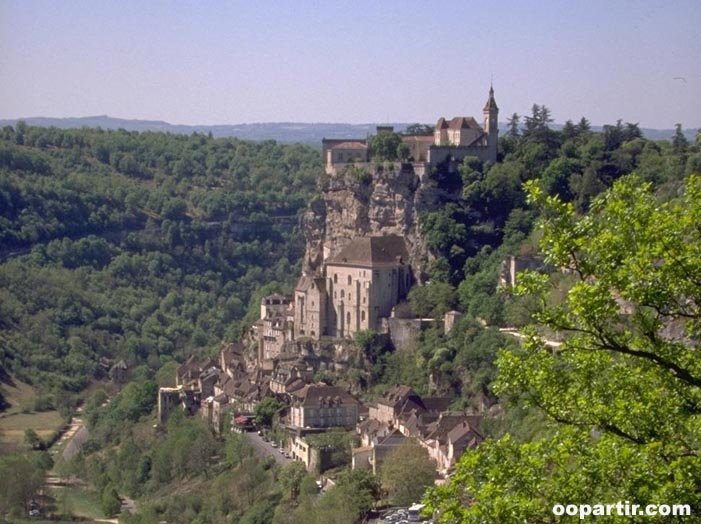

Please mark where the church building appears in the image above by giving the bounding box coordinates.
[294,235,411,339]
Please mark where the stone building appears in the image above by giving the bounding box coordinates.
[289,383,360,429]
[255,294,294,363]
[426,85,499,165]
[322,85,499,173]
[294,235,411,340]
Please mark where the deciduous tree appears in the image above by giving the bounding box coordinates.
[425,174,701,522]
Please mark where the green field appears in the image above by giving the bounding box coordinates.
[47,485,108,520]
[0,378,65,449]
[12,520,104,524]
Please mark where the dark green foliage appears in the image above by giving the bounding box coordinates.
[101,484,122,516]
[0,125,319,395]
[380,440,435,506]
[368,131,403,161]
[0,452,51,515]
[405,124,434,135]
[254,397,284,428]
[407,281,456,318]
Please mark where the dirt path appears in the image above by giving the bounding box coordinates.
[499,327,562,348]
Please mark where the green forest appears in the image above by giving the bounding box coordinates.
[0,123,319,399]
[1,112,700,523]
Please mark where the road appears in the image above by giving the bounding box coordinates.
[499,327,562,348]
[243,431,293,467]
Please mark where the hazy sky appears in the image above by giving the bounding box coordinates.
[1,0,699,128]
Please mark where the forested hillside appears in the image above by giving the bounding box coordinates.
[1,112,699,523]
[389,114,700,417]
[0,123,320,401]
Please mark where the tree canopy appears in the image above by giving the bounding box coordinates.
[425,175,701,522]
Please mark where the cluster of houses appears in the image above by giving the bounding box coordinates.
[352,385,483,477]
[158,340,483,479]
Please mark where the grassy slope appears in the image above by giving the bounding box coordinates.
[0,377,64,448]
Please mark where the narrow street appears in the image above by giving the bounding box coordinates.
[243,431,293,467]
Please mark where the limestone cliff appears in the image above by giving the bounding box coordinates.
[301,162,442,282]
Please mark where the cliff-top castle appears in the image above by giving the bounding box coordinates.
[322,85,498,170]
[252,86,499,366]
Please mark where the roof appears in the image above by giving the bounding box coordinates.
[331,141,368,149]
[326,236,409,268]
[424,413,471,443]
[447,116,481,130]
[358,418,390,436]
[262,293,289,304]
[422,396,453,413]
[483,85,499,112]
[295,275,326,293]
[376,429,406,448]
[111,359,128,370]
[213,393,229,404]
[379,385,421,409]
[322,138,367,149]
[293,383,358,407]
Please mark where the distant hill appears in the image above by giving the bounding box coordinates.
[0,115,697,143]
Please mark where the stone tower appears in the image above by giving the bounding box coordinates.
[483,85,499,161]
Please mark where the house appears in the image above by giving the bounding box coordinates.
[427,85,499,165]
[255,294,294,364]
[356,417,392,447]
[176,355,215,387]
[289,383,360,429]
[110,359,128,383]
[369,429,407,475]
[322,140,369,168]
[421,414,483,475]
[368,385,425,425]
[198,367,219,398]
[220,342,245,376]
[270,363,312,394]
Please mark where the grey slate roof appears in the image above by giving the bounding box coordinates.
[326,236,409,268]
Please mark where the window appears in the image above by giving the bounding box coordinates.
[348,275,352,285]
[334,274,338,284]
[361,311,365,321]
[348,293,351,301]
[341,290,345,298]
[347,312,351,324]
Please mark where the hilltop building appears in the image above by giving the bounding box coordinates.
[322,85,499,173]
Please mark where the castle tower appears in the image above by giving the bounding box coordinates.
[483,85,499,162]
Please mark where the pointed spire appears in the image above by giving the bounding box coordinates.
[483,84,498,112]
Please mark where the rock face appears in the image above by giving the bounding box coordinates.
[301,162,437,281]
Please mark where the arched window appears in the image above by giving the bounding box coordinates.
[341,290,345,298]
[334,274,338,284]
[347,275,352,285]
[361,311,365,321]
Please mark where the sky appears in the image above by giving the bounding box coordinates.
[1,0,700,129]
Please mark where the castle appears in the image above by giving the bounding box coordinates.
[322,85,498,170]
